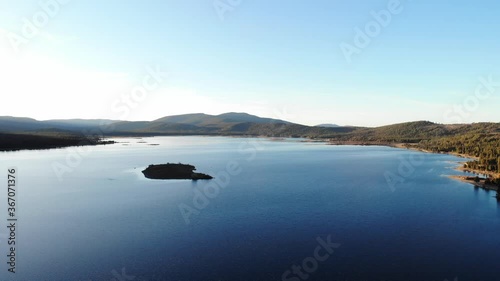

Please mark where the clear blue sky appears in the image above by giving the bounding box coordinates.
[1,0,499,126]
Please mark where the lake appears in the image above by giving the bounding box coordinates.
[0,136,499,281]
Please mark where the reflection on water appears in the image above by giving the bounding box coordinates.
[0,137,499,281]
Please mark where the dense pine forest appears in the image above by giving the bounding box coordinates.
[417,134,500,173]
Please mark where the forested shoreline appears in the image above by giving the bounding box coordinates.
[1,116,498,186]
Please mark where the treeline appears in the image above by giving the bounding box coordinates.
[0,131,113,151]
[318,122,500,184]
[417,133,500,174]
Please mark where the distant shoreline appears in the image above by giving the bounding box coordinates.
[2,135,498,190]
[324,140,500,191]
[392,145,499,191]
[0,132,114,152]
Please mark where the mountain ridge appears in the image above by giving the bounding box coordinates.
[1,114,499,139]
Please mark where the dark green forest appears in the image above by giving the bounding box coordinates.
[0,130,113,151]
[417,134,500,173]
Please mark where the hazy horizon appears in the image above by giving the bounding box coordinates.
[1,0,500,126]
[5,111,499,128]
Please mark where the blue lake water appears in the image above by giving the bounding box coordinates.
[0,136,499,281]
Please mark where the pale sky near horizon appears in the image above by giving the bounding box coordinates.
[1,0,499,127]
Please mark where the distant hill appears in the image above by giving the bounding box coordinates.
[154,112,290,128]
[44,119,119,128]
[316,124,340,128]
[1,114,498,176]
[100,112,295,135]
[0,116,119,133]
[2,114,499,140]
[153,113,213,126]
[0,116,50,132]
[0,113,298,136]
[216,112,291,124]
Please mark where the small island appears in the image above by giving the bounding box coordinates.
[142,163,213,180]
